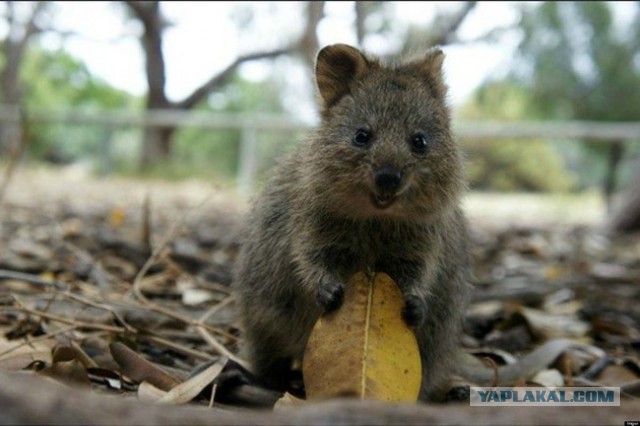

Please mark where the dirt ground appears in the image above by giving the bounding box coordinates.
[1,163,606,227]
[0,164,638,424]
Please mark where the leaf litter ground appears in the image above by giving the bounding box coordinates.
[0,165,638,411]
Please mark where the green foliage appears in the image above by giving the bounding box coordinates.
[466,2,640,193]
[510,2,640,191]
[169,73,293,182]
[514,2,640,122]
[22,49,132,110]
[460,81,578,192]
[463,139,577,192]
[19,48,137,163]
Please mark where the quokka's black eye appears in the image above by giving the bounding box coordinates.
[410,132,429,154]
[352,129,372,148]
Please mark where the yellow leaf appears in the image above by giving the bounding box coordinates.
[108,207,126,229]
[543,264,565,281]
[38,271,56,283]
[303,272,422,402]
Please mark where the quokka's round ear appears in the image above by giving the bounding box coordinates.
[315,44,370,108]
[424,47,445,73]
[409,47,447,99]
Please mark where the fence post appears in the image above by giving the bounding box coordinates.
[98,126,115,177]
[237,126,258,198]
[602,139,624,214]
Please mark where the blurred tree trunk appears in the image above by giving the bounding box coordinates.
[425,1,477,47]
[0,1,45,157]
[125,1,172,168]
[609,157,640,234]
[355,2,478,53]
[400,1,478,56]
[299,1,324,67]
[125,1,314,170]
[602,140,624,213]
[126,0,480,169]
[354,2,366,46]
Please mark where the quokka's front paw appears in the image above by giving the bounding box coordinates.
[316,279,344,313]
[402,295,427,327]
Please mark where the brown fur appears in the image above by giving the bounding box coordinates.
[233,44,472,401]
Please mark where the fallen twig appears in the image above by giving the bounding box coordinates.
[141,335,216,362]
[8,295,126,334]
[0,269,68,291]
[60,291,137,334]
[0,325,78,358]
[195,296,249,368]
[128,192,243,364]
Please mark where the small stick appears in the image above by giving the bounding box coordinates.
[560,353,574,386]
[194,327,248,369]
[0,325,77,358]
[141,192,152,252]
[128,192,239,353]
[141,335,215,362]
[60,291,136,334]
[198,295,235,323]
[8,296,125,334]
[0,269,68,290]
[196,295,249,368]
[483,357,500,388]
[61,241,120,289]
[209,383,217,408]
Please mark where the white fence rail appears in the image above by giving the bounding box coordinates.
[2,106,640,139]
[0,105,639,195]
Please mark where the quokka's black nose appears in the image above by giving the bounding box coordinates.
[374,166,402,194]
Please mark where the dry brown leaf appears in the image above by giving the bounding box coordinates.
[0,337,55,370]
[110,342,180,391]
[0,351,52,370]
[39,359,91,387]
[596,364,640,387]
[157,359,224,405]
[52,344,97,369]
[303,272,421,402]
[591,315,640,339]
